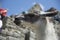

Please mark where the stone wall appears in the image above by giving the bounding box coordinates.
[0,16,36,40]
[0,17,26,40]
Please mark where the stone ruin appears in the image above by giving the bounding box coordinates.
[0,3,60,40]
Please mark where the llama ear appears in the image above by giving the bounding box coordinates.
[40,12,58,17]
[45,13,57,17]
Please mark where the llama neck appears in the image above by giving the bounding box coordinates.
[45,17,58,40]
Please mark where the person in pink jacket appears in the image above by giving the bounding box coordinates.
[0,8,7,32]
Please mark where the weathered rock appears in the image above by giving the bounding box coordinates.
[0,16,27,40]
[0,36,6,40]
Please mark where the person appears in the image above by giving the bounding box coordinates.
[0,8,7,32]
[0,15,2,32]
[0,8,7,19]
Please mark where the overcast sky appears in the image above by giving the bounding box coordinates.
[0,0,60,15]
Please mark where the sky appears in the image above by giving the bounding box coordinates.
[0,0,60,16]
